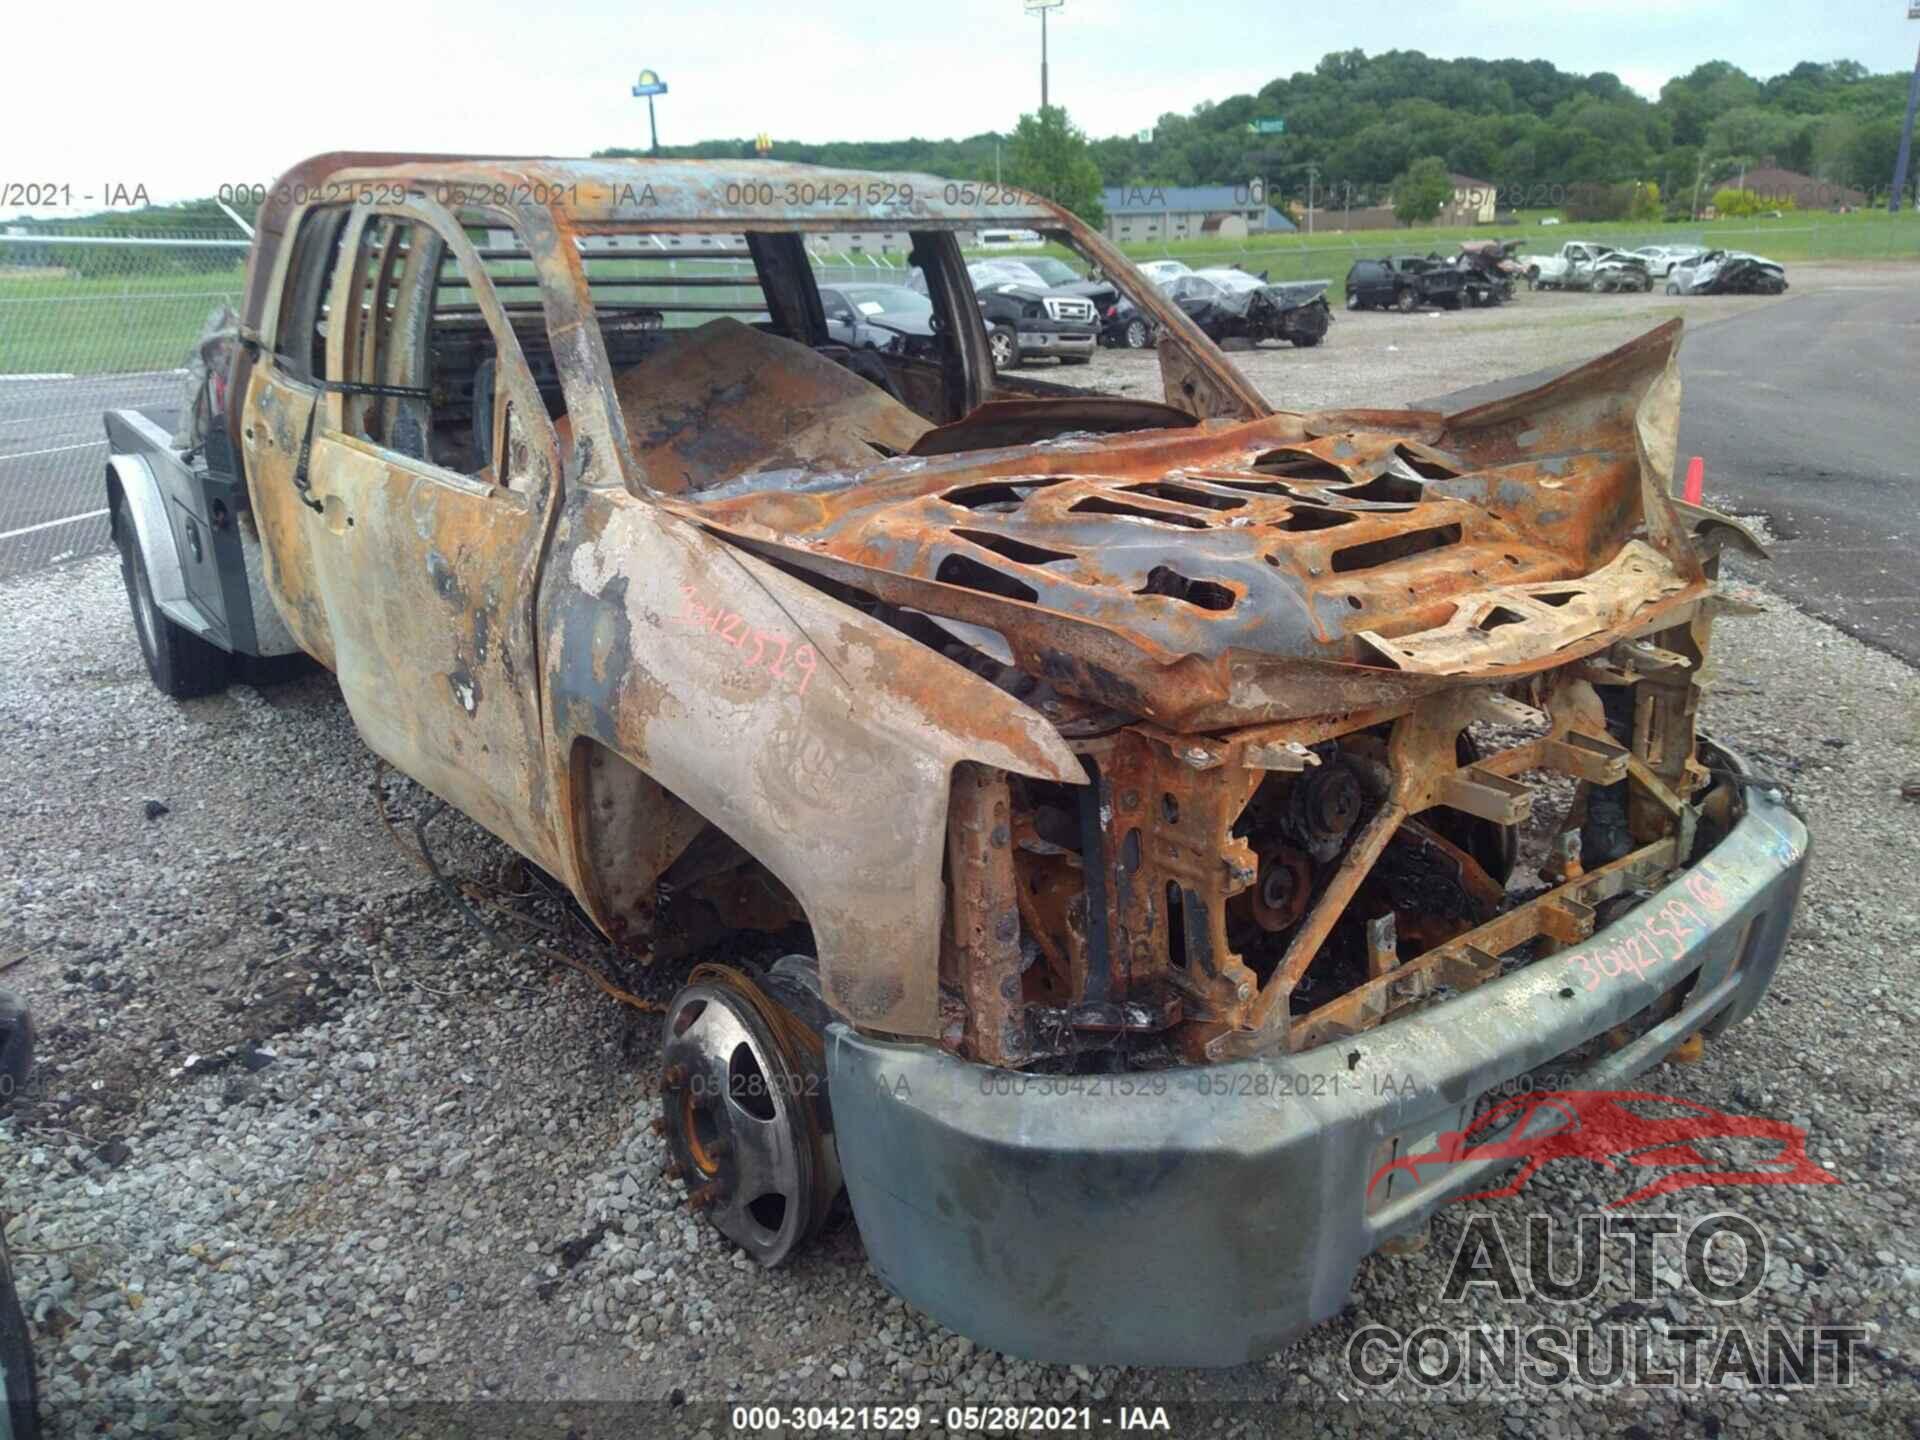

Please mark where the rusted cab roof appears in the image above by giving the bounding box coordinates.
[328,157,1074,232]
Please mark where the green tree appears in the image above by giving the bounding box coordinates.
[1846,117,1903,203]
[1004,106,1107,225]
[1390,156,1453,225]
[1712,186,1759,217]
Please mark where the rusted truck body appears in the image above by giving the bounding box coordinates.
[104,154,1807,1367]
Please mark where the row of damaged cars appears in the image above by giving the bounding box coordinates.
[1066,260,1334,351]
[1524,241,1789,297]
[829,256,1334,369]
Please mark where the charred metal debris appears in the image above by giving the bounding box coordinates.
[662,321,1768,1069]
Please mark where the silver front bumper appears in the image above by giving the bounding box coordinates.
[826,765,1808,1367]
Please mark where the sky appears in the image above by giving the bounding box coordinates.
[4,0,1913,217]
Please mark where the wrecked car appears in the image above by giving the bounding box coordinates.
[817,283,941,362]
[1344,255,1468,311]
[1184,267,1333,347]
[105,154,1807,1369]
[1666,250,1788,296]
[1524,241,1653,293]
[1452,239,1522,304]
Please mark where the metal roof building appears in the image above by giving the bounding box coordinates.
[1099,184,1296,245]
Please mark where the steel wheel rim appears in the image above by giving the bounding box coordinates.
[990,331,1015,366]
[661,984,815,1266]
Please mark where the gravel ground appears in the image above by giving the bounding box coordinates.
[1071,260,1897,413]
[3,294,1918,1438]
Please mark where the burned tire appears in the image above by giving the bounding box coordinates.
[0,990,31,1106]
[1291,332,1323,347]
[114,504,229,699]
[1123,317,1152,349]
[0,1232,37,1440]
[1395,288,1417,313]
[988,326,1019,370]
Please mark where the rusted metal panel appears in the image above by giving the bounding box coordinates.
[946,764,1029,1067]
[539,491,1083,1038]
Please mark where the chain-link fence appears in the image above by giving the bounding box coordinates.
[0,233,917,581]
[0,231,250,578]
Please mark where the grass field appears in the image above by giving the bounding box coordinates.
[0,269,244,374]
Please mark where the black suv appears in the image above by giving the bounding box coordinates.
[1343,256,1467,312]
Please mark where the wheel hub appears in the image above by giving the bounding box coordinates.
[658,974,830,1266]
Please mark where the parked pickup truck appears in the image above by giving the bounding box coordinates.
[106,152,1805,1369]
[1523,241,1653,292]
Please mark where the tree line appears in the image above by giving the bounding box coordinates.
[603,51,1915,223]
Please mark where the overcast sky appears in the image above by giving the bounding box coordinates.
[5,0,1913,216]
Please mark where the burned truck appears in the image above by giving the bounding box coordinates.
[104,154,1807,1368]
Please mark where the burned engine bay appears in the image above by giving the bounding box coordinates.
[660,318,1760,1068]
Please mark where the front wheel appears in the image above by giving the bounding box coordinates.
[988,325,1018,369]
[115,508,229,699]
[1395,288,1418,313]
[1666,281,1682,295]
[1344,290,1360,311]
[658,965,839,1268]
[1123,317,1152,349]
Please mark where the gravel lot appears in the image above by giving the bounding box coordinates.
[3,284,1917,1438]
[1073,260,1897,413]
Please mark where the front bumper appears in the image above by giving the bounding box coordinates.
[826,766,1808,1368]
[1019,327,1096,356]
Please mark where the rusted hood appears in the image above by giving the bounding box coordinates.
[672,321,1707,731]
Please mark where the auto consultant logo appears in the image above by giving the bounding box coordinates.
[1366,1089,1841,1209]
[1346,1213,1866,1392]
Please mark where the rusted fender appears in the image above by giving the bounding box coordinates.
[540,489,1085,1039]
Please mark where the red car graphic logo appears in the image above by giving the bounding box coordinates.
[1366,1090,1841,1209]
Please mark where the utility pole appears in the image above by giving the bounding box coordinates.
[1024,0,1063,111]
[1303,162,1319,237]
[1892,9,1920,212]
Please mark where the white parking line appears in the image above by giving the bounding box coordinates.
[0,508,109,542]
[0,440,107,463]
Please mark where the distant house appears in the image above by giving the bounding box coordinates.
[1099,184,1296,245]
[1444,174,1498,226]
[1296,173,1497,233]
[1735,167,1865,212]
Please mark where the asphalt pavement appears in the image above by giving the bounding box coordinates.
[1423,272,1920,666]
[0,371,181,579]
[1676,278,1919,664]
